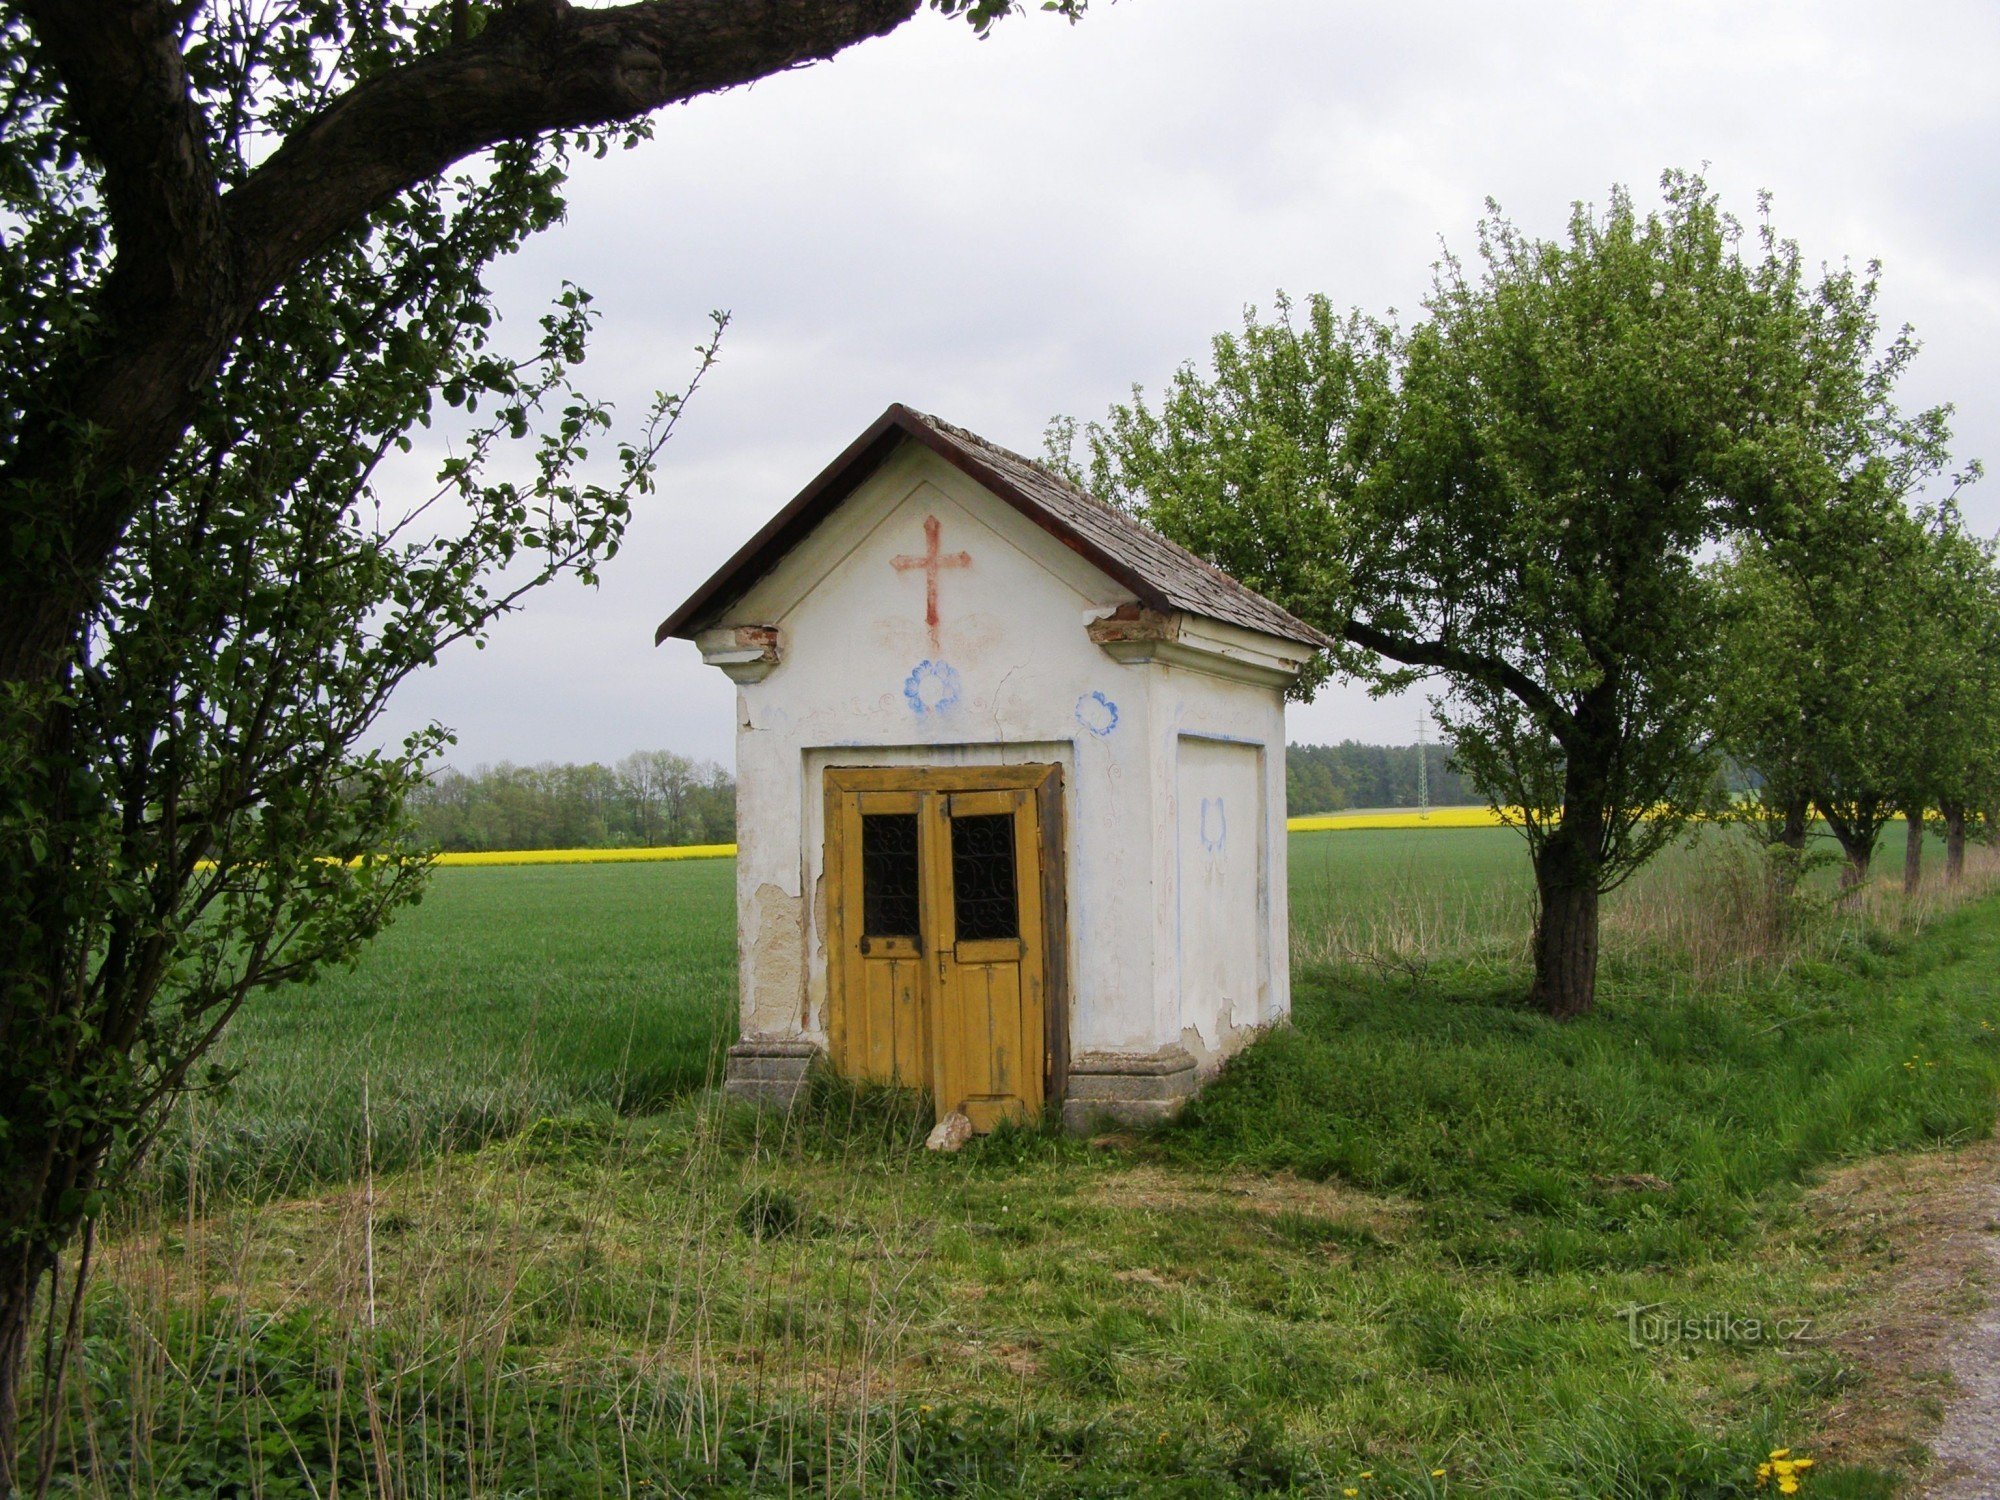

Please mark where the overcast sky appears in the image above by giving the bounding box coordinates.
[373,0,2000,772]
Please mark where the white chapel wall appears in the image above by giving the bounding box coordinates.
[1140,658,1293,1070]
[722,444,1174,1056]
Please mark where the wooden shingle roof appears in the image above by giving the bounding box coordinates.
[655,403,1333,651]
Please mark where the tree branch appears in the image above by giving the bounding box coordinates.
[1341,614,1574,737]
[18,0,224,327]
[225,0,925,297]
[1,0,928,686]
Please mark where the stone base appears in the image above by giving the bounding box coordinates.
[723,1039,819,1110]
[1060,1045,1199,1133]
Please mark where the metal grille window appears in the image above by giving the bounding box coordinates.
[860,814,920,937]
[950,813,1019,941]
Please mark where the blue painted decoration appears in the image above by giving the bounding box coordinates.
[1075,690,1119,737]
[1199,796,1227,853]
[904,659,962,714]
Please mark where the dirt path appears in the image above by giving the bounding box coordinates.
[1925,1173,2000,1499]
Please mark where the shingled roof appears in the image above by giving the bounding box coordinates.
[656,404,1334,651]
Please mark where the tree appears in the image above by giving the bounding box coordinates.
[1712,486,1981,905]
[1078,173,1937,1017]
[1902,503,2000,886]
[399,751,736,849]
[1713,493,1924,897]
[0,0,1078,1479]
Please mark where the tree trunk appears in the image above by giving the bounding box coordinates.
[0,1222,52,1495]
[1779,795,1809,853]
[1766,792,1811,903]
[1815,798,1880,907]
[1530,825,1601,1019]
[1943,799,1967,885]
[1902,805,1924,895]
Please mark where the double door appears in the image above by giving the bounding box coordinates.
[825,765,1062,1131]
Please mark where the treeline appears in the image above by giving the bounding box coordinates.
[406,752,735,852]
[411,741,1483,850]
[1286,741,1474,814]
[1716,499,2000,892]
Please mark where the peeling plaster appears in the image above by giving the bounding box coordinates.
[1180,1019,1271,1079]
[745,882,805,1036]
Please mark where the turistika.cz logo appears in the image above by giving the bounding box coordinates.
[1615,1303,1814,1348]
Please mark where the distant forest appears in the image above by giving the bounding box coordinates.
[1285,740,1474,815]
[407,741,1470,851]
[406,752,735,852]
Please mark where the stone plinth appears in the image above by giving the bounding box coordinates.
[724,1039,818,1110]
[1061,1045,1199,1132]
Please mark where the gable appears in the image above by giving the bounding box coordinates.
[723,443,1133,634]
[656,404,1332,652]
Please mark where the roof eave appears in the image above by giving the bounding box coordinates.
[653,407,910,645]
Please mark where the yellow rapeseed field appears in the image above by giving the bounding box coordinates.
[429,842,739,868]
[1285,806,1506,833]
[429,808,1506,866]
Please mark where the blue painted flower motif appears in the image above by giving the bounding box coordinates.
[1075,690,1119,737]
[904,660,961,714]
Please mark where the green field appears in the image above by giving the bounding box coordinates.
[74,825,2000,1499]
[162,827,1540,1197]
[160,823,1959,1199]
[159,857,738,1197]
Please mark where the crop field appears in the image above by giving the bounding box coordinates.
[157,856,739,1199]
[156,824,1959,1200]
[53,825,2000,1498]
[162,826,1549,1197]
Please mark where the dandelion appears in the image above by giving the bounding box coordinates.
[1432,1470,1447,1479]
[1756,1449,1813,1493]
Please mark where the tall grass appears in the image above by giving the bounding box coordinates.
[1291,822,2000,988]
[43,1070,1940,1498]
[25,828,2000,1496]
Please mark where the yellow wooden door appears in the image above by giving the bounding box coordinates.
[925,788,1046,1130]
[828,789,929,1086]
[825,771,1052,1131]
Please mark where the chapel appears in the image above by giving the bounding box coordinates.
[657,405,1329,1131]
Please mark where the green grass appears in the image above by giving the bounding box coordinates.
[156,823,1968,1199]
[1170,916,2000,1273]
[80,826,1999,1498]
[155,859,737,1198]
[169,829,1543,1197]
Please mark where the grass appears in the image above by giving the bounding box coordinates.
[1171,916,2000,1273]
[166,826,1552,1199]
[44,827,2000,1497]
[154,859,736,1199]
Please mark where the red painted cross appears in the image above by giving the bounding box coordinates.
[891,514,971,655]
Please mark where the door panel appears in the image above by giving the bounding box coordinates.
[933,787,1045,1128]
[1176,737,1265,1031]
[826,769,1054,1130]
[830,789,928,1086]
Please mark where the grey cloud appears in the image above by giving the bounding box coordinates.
[371,0,2000,770]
